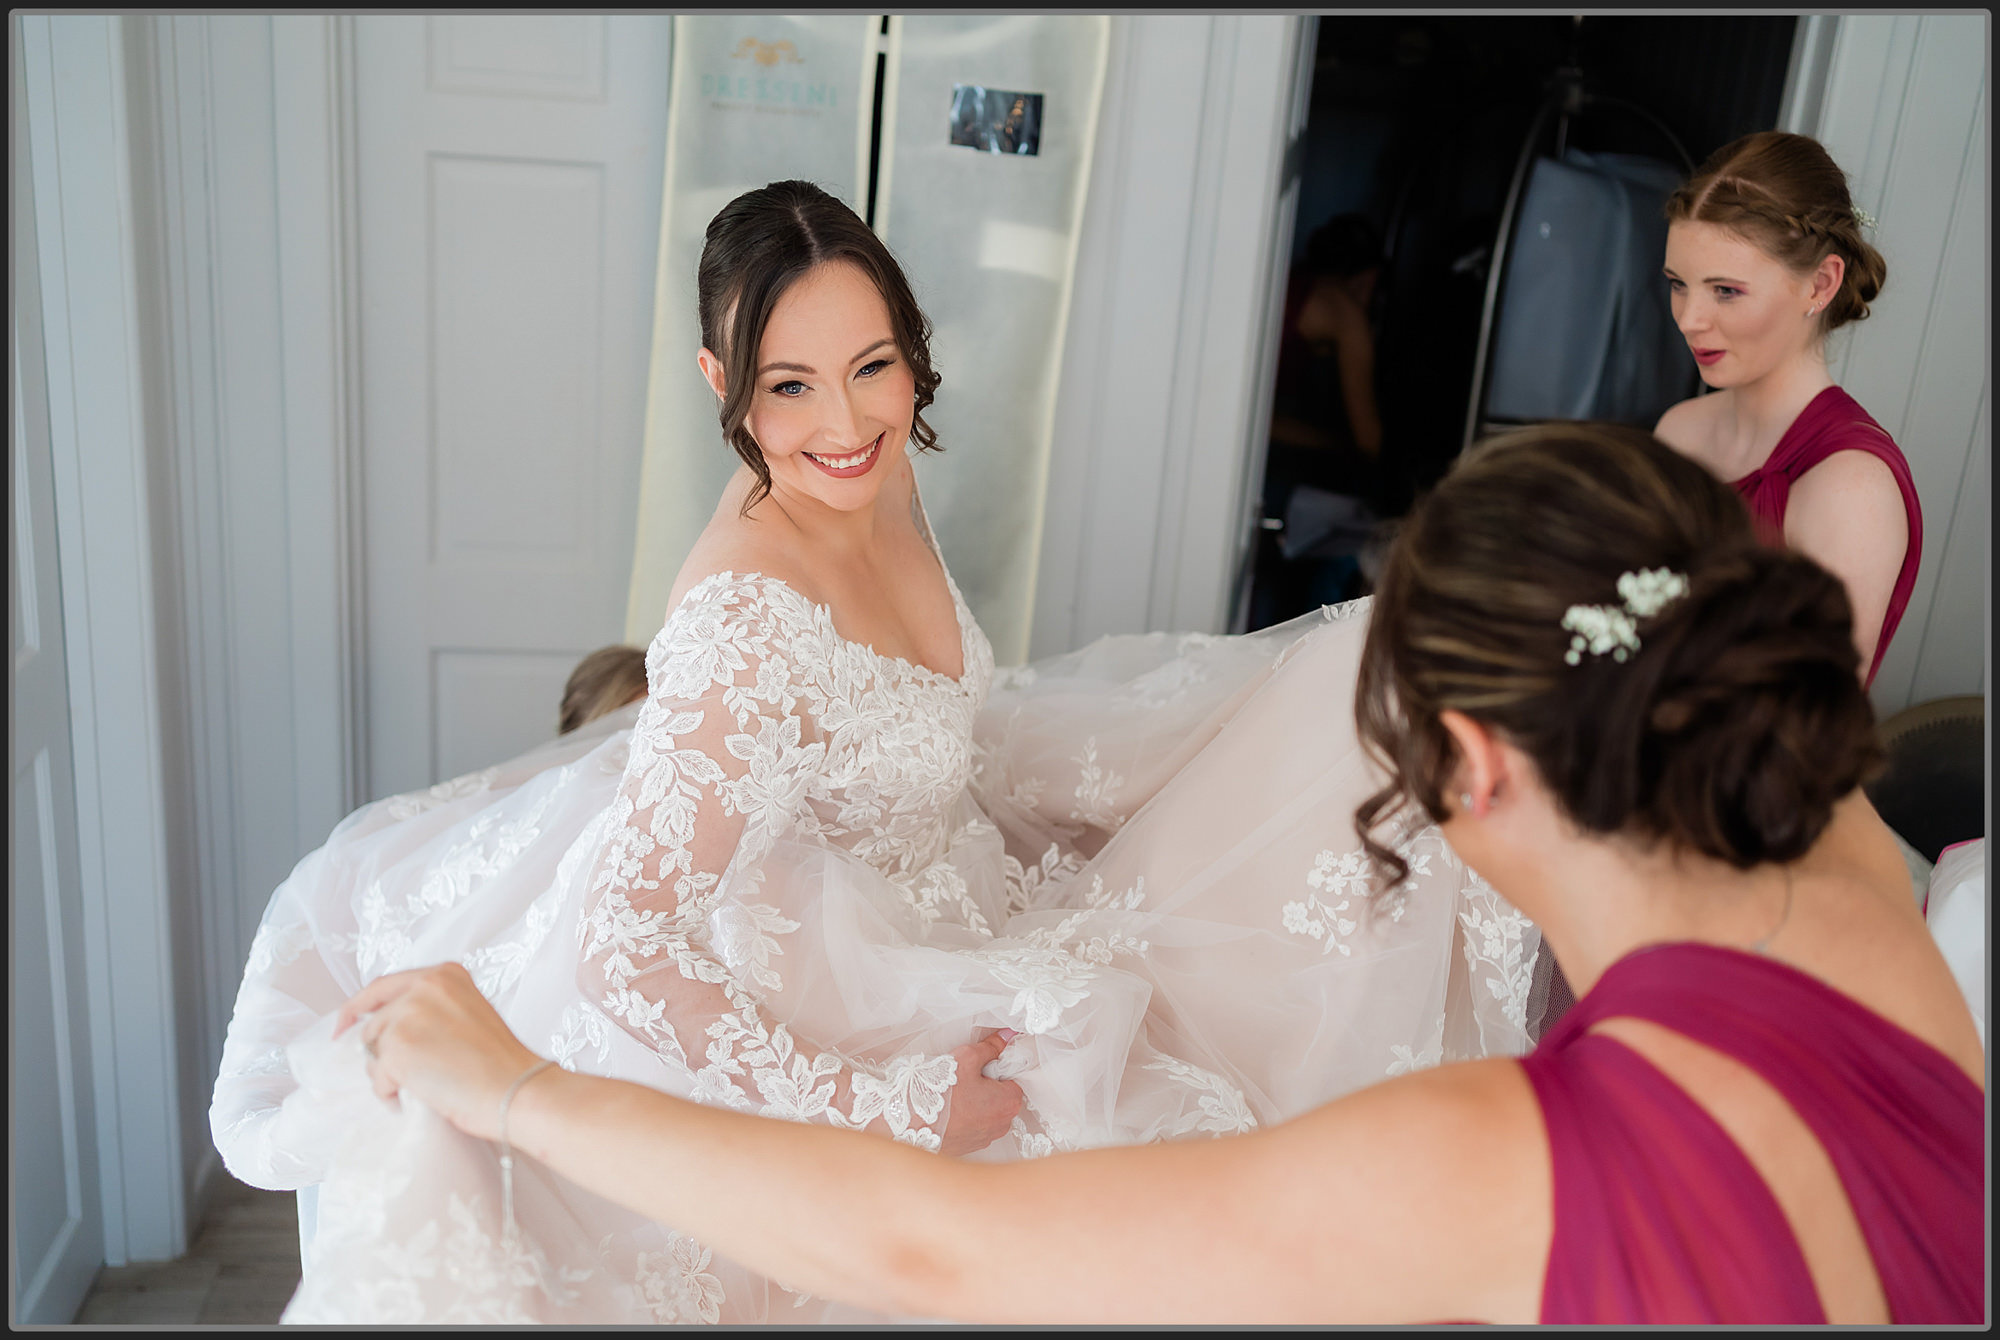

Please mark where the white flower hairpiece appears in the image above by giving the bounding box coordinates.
[1852,204,1876,229]
[1562,567,1690,665]
[1616,567,1688,617]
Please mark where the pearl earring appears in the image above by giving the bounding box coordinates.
[1459,792,1476,811]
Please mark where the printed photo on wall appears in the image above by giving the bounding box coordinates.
[949,83,1043,155]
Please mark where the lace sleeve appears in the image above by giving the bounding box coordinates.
[1440,858,1540,1063]
[577,579,959,1149]
[210,876,355,1189]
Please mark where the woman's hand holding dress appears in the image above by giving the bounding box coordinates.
[340,962,534,1138]
[941,1033,1024,1156]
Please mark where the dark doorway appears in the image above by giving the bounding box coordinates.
[1245,14,1800,632]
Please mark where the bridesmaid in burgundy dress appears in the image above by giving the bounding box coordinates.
[1655,131,1919,685]
[342,424,1982,1325]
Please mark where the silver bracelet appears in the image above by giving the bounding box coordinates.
[497,1058,556,1245]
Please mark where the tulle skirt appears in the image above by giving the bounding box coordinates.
[210,601,1540,1323]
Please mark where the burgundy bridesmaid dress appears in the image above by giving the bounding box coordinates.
[1522,942,1984,1324]
[1729,386,1924,685]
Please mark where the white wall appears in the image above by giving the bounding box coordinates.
[1791,14,1989,716]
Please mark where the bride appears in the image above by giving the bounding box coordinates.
[210,180,1537,1324]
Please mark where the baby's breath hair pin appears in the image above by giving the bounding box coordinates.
[1852,204,1877,229]
[1562,568,1690,666]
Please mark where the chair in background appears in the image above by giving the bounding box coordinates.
[1864,694,1986,863]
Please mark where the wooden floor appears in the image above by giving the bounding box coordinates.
[74,1177,301,1325]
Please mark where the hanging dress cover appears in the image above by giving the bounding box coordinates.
[213,486,1539,1321]
[1485,148,1699,429]
[624,16,1109,668]
[869,16,1108,666]
[623,14,877,646]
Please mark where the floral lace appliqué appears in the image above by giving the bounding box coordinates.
[1282,848,1370,955]
[633,1233,726,1324]
[573,572,996,1152]
[1457,868,1534,1035]
[1070,737,1126,830]
[1144,1054,1258,1135]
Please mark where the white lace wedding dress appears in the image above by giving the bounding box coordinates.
[211,501,1540,1325]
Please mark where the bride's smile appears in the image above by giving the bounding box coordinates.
[803,431,882,476]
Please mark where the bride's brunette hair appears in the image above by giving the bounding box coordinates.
[1354,422,1881,885]
[1665,130,1888,332]
[698,180,943,511]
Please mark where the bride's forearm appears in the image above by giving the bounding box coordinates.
[505,1066,986,1316]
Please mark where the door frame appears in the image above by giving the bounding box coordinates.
[13,12,369,1280]
[16,12,192,1270]
[12,22,107,1321]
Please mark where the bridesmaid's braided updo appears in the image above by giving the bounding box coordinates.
[1665,131,1888,331]
[1353,422,1882,886]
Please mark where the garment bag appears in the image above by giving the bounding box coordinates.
[877,16,1108,666]
[1484,147,1697,428]
[624,15,1109,666]
[624,16,875,642]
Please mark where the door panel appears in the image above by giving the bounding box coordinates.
[355,15,671,797]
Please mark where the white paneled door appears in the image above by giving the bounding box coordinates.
[11,32,102,1318]
[355,15,672,797]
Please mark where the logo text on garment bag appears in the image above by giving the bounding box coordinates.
[949,85,1043,156]
[702,37,836,115]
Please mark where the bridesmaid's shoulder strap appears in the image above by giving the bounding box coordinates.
[1771,386,1905,479]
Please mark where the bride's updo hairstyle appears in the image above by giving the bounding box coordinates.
[697,180,944,510]
[1354,422,1881,885]
[1665,130,1888,332]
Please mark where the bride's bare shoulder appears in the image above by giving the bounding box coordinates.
[657,482,819,629]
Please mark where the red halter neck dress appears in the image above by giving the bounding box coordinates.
[1729,386,1923,685]
[1522,942,1985,1324]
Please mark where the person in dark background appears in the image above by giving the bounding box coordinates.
[1256,214,1390,618]
[1244,15,1805,637]
[1268,214,1387,505]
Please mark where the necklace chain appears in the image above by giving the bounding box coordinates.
[1747,864,1796,957]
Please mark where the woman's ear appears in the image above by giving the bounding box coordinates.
[1438,709,1509,818]
[1809,251,1845,314]
[696,348,727,402]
